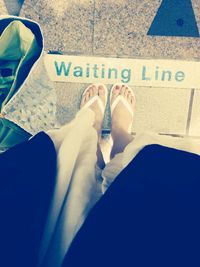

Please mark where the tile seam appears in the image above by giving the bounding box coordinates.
[186,88,195,135]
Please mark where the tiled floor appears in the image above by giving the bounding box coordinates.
[93,0,200,59]
[131,86,191,135]
[21,0,94,54]
[3,0,24,15]
[1,0,200,136]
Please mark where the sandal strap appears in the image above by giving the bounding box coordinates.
[110,84,135,134]
[81,95,105,114]
[81,84,108,114]
[110,95,134,117]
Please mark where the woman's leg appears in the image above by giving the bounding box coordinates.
[0,132,57,267]
[62,144,200,267]
[80,84,106,169]
[110,84,135,159]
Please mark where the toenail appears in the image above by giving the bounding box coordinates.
[98,89,104,95]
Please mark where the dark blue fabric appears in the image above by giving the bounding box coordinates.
[62,145,200,267]
[147,0,199,37]
[0,132,57,267]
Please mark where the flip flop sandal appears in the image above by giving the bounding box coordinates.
[110,83,136,133]
[81,83,108,114]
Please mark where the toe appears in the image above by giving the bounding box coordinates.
[113,85,120,94]
[124,87,129,98]
[128,91,132,102]
[98,85,105,92]
[89,86,94,97]
[128,92,135,109]
[98,85,106,103]
[98,85,105,96]
[80,90,89,108]
[111,85,120,103]
[131,95,135,107]
[120,84,126,95]
[88,85,93,91]
[85,91,90,102]
[92,84,97,96]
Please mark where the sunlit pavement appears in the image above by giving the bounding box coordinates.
[1,0,200,136]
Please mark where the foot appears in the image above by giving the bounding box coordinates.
[110,84,135,159]
[80,84,106,138]
[111,84,135,138]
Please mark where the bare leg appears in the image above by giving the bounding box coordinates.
[110,85,135,159]
[80,84,106,169]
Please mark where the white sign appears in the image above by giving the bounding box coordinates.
[44,54,200,89]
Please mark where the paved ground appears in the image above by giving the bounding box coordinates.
[1,0,200,136]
